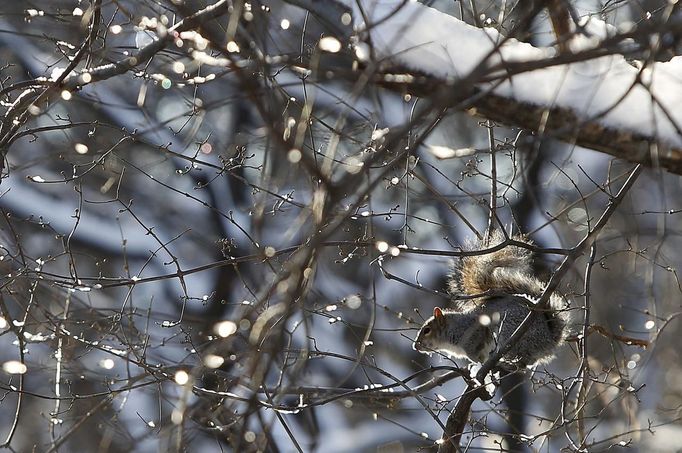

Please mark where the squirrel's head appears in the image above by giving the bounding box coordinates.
[413,307,491,362]
[413,307,449,355]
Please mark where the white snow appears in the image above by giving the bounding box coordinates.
[348,0,682,148]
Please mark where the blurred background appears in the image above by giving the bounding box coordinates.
[0,0,680,451]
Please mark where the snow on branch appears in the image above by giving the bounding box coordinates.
[344,0,682,173]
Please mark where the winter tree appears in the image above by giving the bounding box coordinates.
[0,0,680,451]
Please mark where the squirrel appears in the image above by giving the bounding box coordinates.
[413,231,570,367]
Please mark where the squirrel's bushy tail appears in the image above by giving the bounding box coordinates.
[449,231,543,302]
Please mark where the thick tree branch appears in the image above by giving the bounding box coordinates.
[341,0,682,175]
[374,72,682,175]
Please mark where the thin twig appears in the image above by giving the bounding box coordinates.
[437,164,642,452]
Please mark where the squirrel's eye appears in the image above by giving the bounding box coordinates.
[422,327,432,335]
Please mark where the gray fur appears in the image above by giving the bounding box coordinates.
[414,295,568,366]
[414,232,571,367]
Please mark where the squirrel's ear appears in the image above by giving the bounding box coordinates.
[434,307,444,319]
